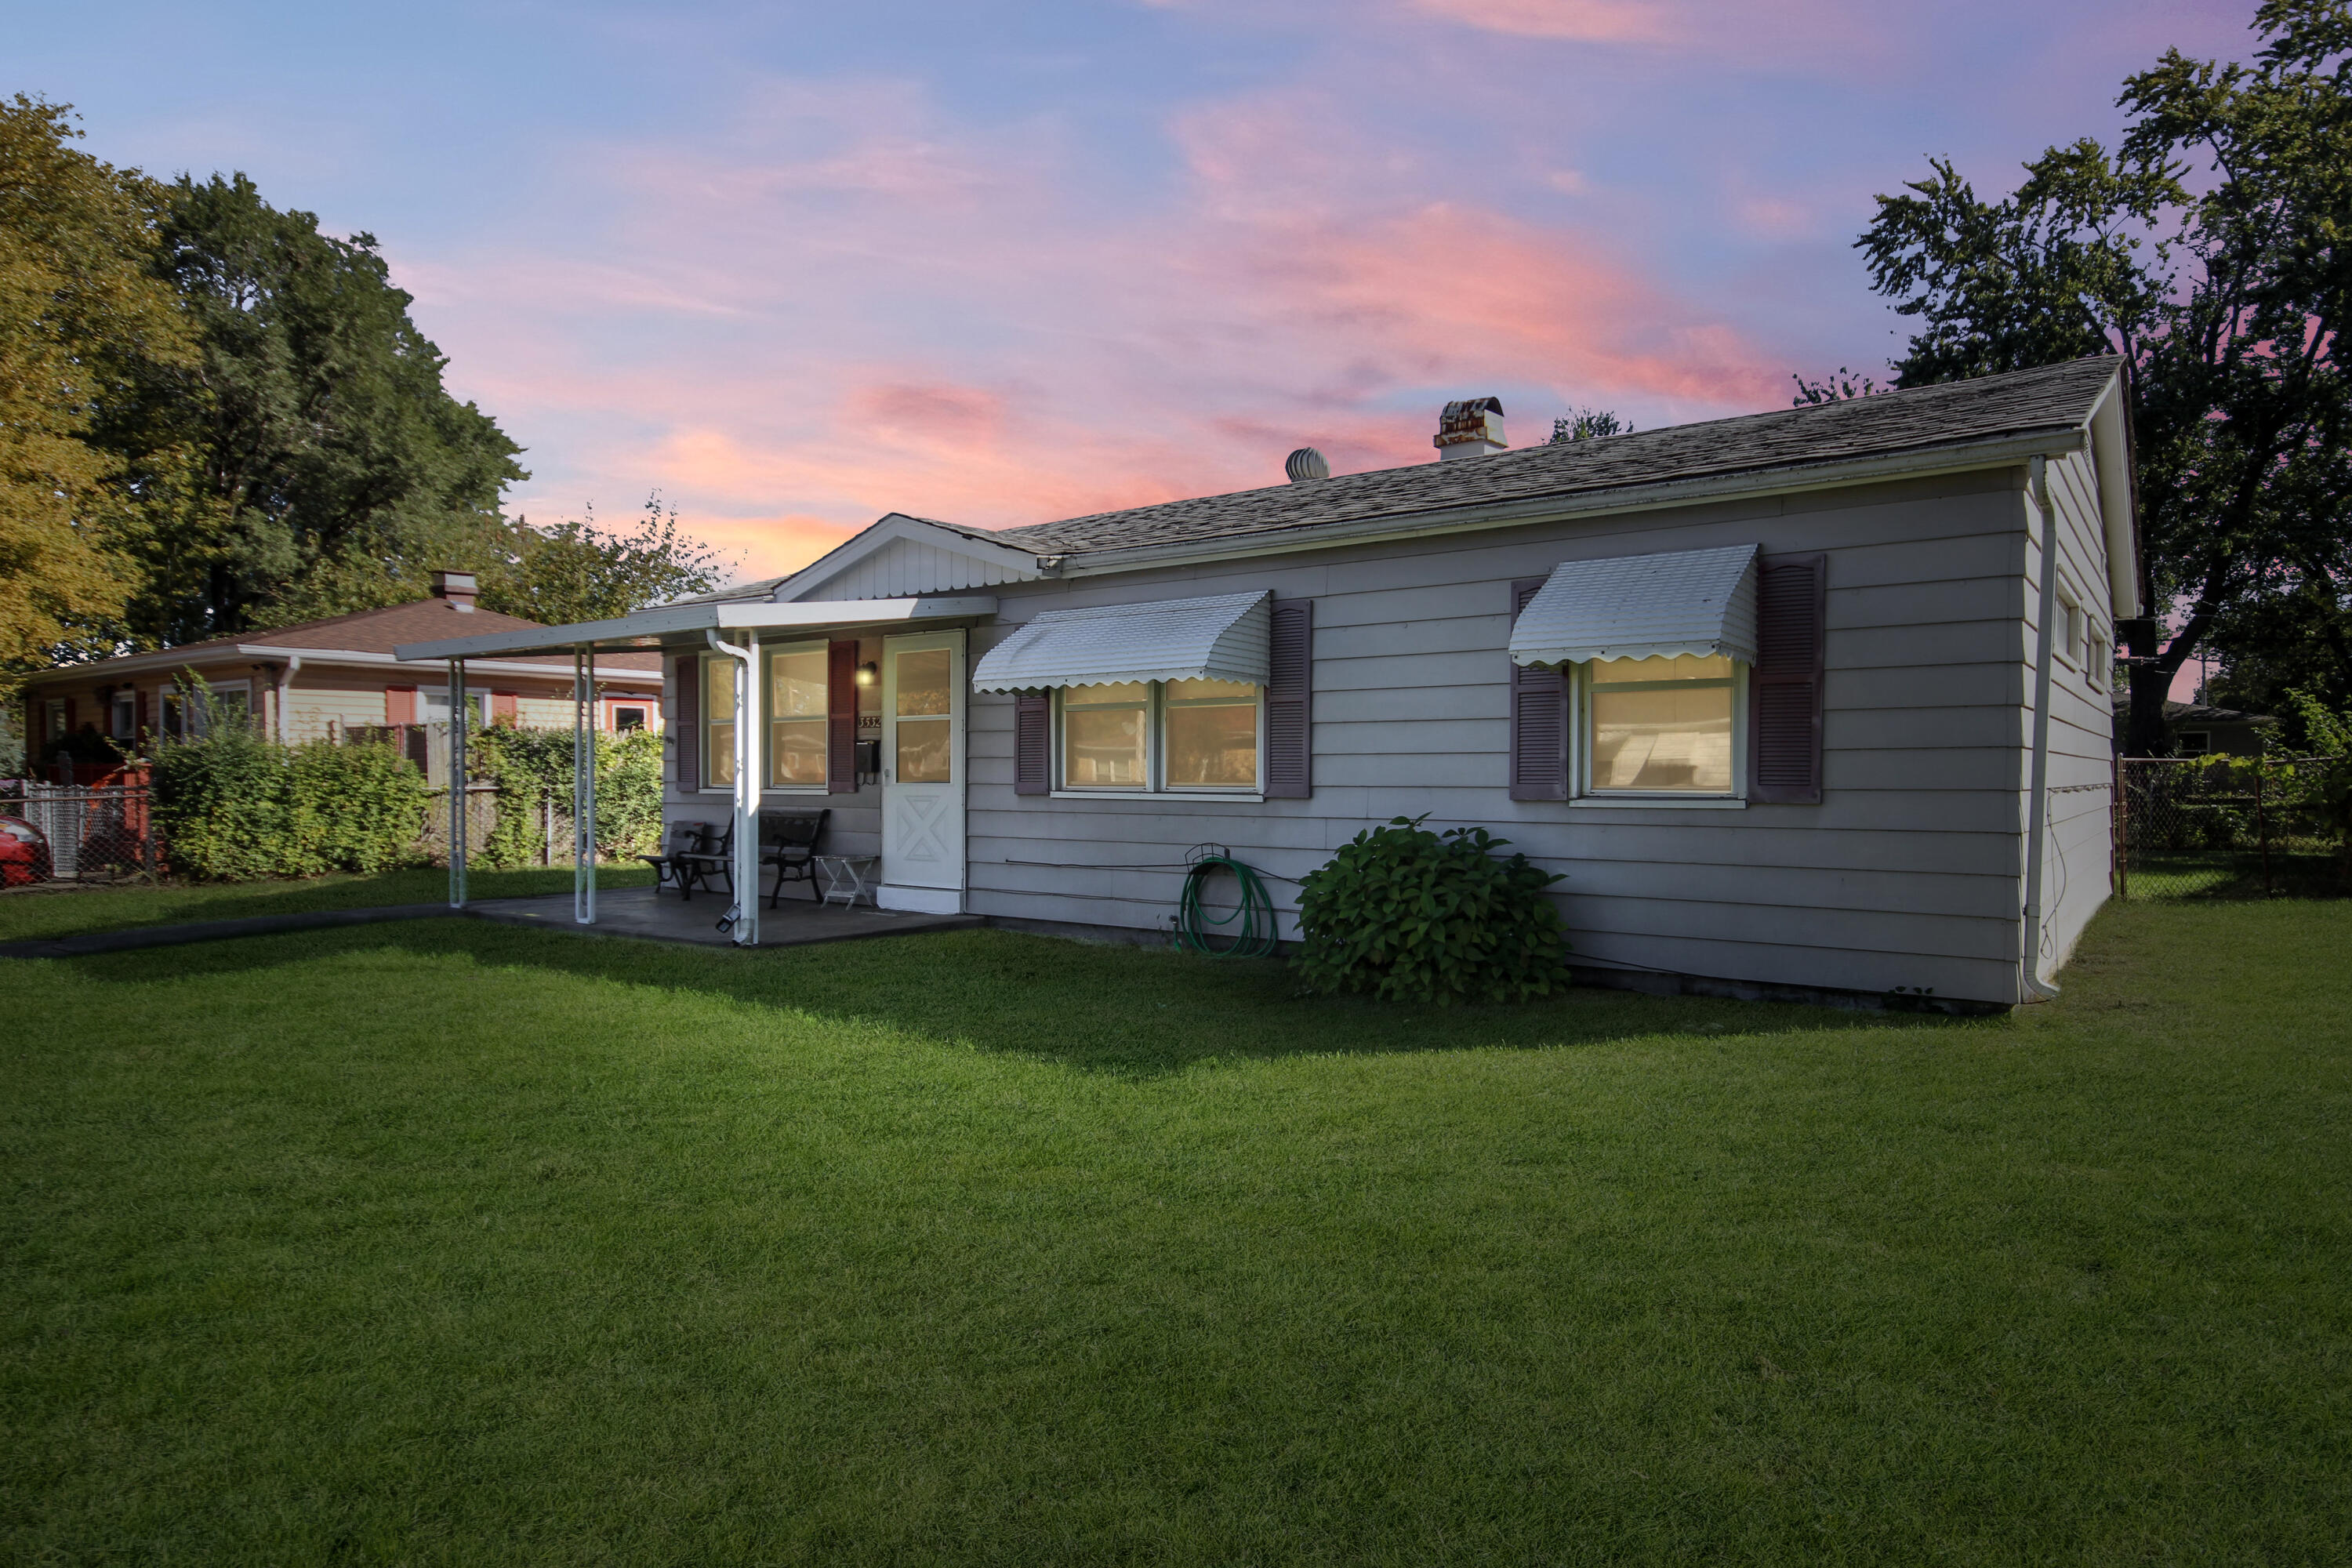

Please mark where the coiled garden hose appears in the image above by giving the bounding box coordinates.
[1174,851,1280,958]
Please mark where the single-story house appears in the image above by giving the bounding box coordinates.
[402,357,2140,1010]
[23,573,663,776]
[2112,695,2275,757]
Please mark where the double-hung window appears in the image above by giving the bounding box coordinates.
[1057,679,1263,793]
[699,644,830,791]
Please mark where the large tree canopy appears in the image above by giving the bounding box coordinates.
[1819,0,2352,753]
[0,96,195,686]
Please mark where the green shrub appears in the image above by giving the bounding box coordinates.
[1293,815,1570,1004]
[153,726,428,880]
[468,721,666,870]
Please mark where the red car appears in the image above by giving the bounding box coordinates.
[0,815,52,886]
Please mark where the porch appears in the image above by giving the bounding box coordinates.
[469,883,982,949]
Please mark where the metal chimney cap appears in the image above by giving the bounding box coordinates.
[1285,448,1331,483]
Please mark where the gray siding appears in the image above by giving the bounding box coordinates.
[2036,448,2119,975]
[963,469,2049,1005]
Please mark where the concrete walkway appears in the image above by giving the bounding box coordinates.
[0,886,982,960]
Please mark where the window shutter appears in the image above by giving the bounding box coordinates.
[673,655,699,791]
[385,686,416,726]
[1749,553,1826,804]
[827,639,858,794]
[136,688,150,735]
[1014,691,1051,796]
[491,691,518,725]
[1508,578,1568,801]
[64,698,77,737]
[1264,597,1313,799]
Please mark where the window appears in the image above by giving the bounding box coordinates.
[895,648,955,783]
[765,643,828,789]
[44,699,66,742]
[612,705,648,733]
[110,694,136,740]
[166,681,253,739]
[2177,731,2212,756]
[1584,654,1740,795]
[2056,593,2085,670]
[1056,680,1262,793]
[702,655,738,789]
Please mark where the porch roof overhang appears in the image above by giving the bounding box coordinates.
[394,595,1000,663]
[25,644,665,686]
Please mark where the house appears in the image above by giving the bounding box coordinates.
[401,357,2140,1010]
[21,572,663,776]
[2112,695,2275,757]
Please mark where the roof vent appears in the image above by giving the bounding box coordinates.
[1285,448,1330,483]
[430,570,479,612]
[1435,396,1506,460]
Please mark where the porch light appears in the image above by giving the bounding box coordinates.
[856,661,879,687]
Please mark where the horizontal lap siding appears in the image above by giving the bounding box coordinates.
[2038,448,2117,971]
[967,470,2044,1002]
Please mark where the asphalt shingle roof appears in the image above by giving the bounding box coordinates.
[990,357,2123,559]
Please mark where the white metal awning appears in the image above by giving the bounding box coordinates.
[1508,544,1759,666]
[971,591,1271,692]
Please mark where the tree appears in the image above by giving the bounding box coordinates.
[0,96,197,689]
[479,492,732,625]
[1813,0,2352,754]
[126,173,527,644]
[1550,408,1633,441]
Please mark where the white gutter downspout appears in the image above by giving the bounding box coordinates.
[274,654,301,742]
[2020,456,2063,1003]
[705,630,760,948]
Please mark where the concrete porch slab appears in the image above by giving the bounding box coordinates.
[466,884,984,949]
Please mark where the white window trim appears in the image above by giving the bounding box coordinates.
[760,639,830,796]
[1052,681,1267,798]
[1572,659,1748,803]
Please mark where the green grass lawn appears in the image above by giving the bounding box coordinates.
[3,902,2347,1563]
[0,864,655,944]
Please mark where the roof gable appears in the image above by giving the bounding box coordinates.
[774,512,1042,602]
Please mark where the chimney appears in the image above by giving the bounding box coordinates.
[1434,397,1506,459]
[430,570,478,612]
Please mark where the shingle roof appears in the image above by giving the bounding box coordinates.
[992,357,2122,558]
[47,599,662,675]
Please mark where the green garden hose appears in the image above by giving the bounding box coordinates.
[1174,851,1280,958]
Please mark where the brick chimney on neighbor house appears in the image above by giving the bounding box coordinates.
[430,570,479,612]
[1435,396,1506,459]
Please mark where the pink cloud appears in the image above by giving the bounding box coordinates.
[1406,0,1675,44]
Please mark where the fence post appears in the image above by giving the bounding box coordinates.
[2114,757,2129,901]
[2255,758,2270,897]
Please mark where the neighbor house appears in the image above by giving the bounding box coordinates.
[2112,695,2276,757]
[402,358,2140,1010]
[22,572,663,777]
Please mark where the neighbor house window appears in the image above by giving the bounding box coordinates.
[765,643,827,789]
[1584,654,1740,795]
[612,705,648,733]
[1057,681,1261,793]
[111,694,135,740]
[45,699,66,741]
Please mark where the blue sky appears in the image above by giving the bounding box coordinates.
[17,0,2259,581]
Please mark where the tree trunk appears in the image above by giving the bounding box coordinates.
[2123,619,2171,757]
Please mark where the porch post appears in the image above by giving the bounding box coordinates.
[704,629,760,947]
[447,657,468,909]
[574,645,596,925]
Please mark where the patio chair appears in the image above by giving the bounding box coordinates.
[760,808,830,908]
[667,820,735,903]
[639,819,717,898]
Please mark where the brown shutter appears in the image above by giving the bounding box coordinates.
[1264,597,1313,799]
[136,688,149,735]
[1749,553,1826,804]
[826,639,858,793]
[385,686,416,725]
[64,698,77,737]
[1014,691,1051,796]
[1508,578,1568,801]
[491,691,518,725]
[673,654,699,791]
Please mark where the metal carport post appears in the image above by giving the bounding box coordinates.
[706,629,760,947]
[573,644,597,925]
[446,657,468,908]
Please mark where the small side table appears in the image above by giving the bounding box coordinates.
[815,854,883,910]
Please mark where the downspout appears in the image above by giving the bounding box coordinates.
[705,630,759,947]
[2020,456,2063,1002]
[275,654,301,743]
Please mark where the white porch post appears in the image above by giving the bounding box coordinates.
[573,645,597,925]
[706,630,760,946]
[447,657,468,908]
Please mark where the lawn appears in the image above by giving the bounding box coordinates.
[0,864,655,945]
[3,900,2347,1563]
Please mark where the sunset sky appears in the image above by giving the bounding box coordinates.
[25,0,2256,612]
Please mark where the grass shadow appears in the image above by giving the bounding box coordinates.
[42,915,1977,1076]
[0,866,655,943]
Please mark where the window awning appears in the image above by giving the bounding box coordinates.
[1508,543,1759,666]
[972,591,1270,692]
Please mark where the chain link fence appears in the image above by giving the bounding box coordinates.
[0,779,160,884]
[2115,757,2348,899]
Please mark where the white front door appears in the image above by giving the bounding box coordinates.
[879,630,966,913]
